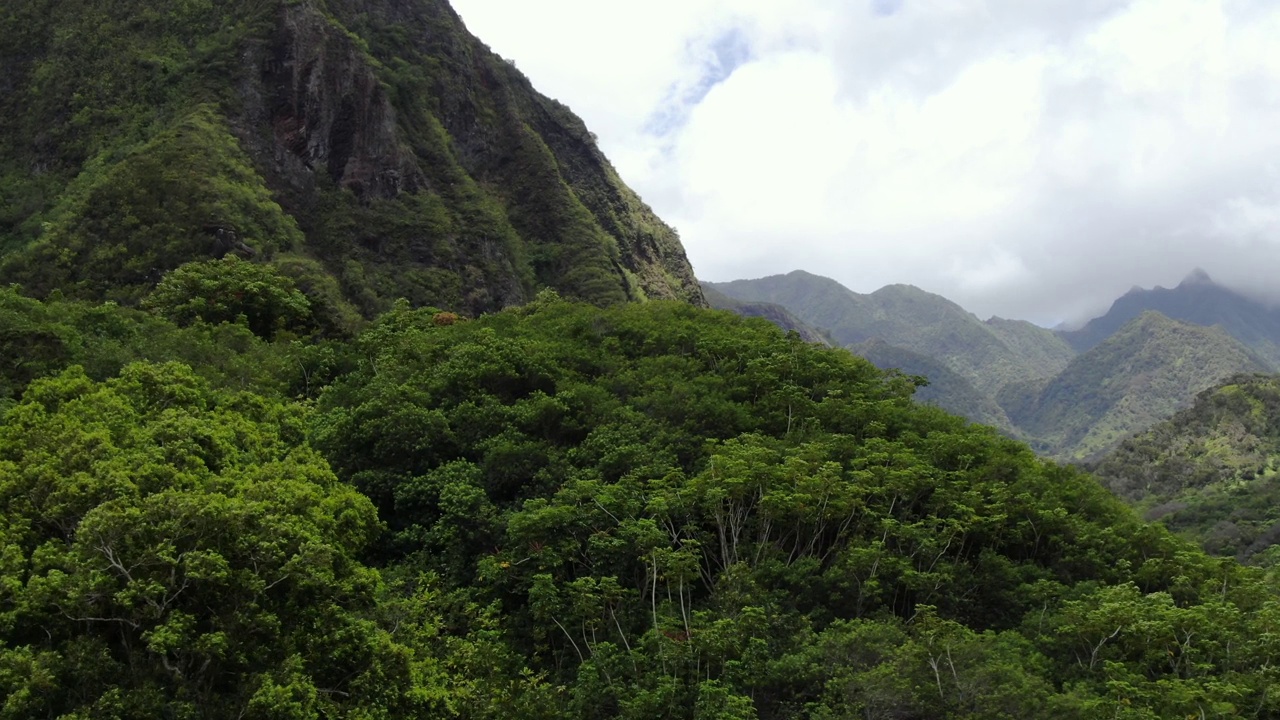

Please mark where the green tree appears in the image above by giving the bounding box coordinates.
[0,363,418,717]
[144,256,313,339]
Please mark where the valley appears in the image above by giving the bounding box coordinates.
[709,268,1280,461]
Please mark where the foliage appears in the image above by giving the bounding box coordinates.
[0,359,566,718]
[6,1,1280,714]
[145,256,314,340]
[1090,374,1280,562]
[0,285,315,403]
[0,363,395,717]
[305,297,1280,718]
[2,107,304,303]
[0,0,703,317]
[4,290,1280,716]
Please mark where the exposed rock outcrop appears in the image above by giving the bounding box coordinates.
[0,0,704,315]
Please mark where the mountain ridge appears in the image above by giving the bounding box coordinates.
[712,270,1280,459]
[1059,269,1280,364]
[1011,310,1271,458]
[707,270,1073,397]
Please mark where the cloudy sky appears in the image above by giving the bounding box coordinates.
[450,0,1280,325]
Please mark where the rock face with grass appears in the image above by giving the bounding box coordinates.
[0,0,703,315]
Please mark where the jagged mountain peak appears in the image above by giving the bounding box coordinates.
[1180,267,1215,286]
[1059,270,1280,362]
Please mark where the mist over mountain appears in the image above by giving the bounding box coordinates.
[1060,269,1280,364]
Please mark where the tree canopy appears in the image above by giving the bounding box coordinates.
[1,292,1279,718]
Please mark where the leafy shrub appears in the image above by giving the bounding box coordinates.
[145,256,312,339]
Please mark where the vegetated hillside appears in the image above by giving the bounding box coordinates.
[13,288,1280,717]
[1009,311,1271,459]
[701,282,831,345]
[709,271,1074,397]
[1060,269,1280,365]
[985,315,1078,376]
[0,0,701,314]
[1090,374,1280,562]
[850,339,1015,432]
[709,270,865,334]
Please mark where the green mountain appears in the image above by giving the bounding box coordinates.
[1060,270,1280,365]
[1089,374,1280,562]
[1009,311,1271,459]
[701,282,832,345]
[709,271,1074,396]
[0,0,701,315]
[850,339,1015,431]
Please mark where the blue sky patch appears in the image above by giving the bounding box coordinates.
[645,27,753,137]
[872,0,903,17]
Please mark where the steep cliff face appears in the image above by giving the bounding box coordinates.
[0,0,703,315]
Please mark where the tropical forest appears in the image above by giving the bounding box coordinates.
[3,0,1280,718]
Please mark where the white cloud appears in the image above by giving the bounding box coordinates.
[451,0,1280,325]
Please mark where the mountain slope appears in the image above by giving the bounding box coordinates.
[850,339,1014,431]
[709,271,1074,396]
[985,316,1077,375]
[1060,270,1280,365]
[1011,311,1271,459]
[0,0,701,314]
[701,283,832,345]
[1089,374,1280,562]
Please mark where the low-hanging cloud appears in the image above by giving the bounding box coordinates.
[452,0,1280,325]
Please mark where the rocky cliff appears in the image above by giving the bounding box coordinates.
[0,0,703,315]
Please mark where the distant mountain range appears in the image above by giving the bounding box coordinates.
[700,283,831,345]
[708,269,1280,460]
[1060,269,1280,363]
[711,271,1074,396]
[848,339,1014,431]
